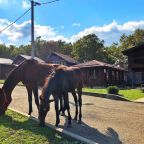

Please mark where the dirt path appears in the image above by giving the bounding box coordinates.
[3,85,144,144]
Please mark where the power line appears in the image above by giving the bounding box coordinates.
[0,0,60,34]
[0,8,31,34]
[40,0,60,5]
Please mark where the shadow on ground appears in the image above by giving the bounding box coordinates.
[0,111,122,144]
[60,115,122,144]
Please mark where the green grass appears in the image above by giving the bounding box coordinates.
[119,89,144,100]
[0,80,5,84]
[83,88,107,94]
[0,110,82,144]
[83,88,144,101]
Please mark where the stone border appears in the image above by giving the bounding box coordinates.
[82,92,131,102]
[8,108,97,144]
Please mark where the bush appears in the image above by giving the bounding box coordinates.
[107,86,119,95]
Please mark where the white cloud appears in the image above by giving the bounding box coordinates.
[1,19,144,46]
[22,0,30,9]
[0,0,8,4]
[1,20,31,41]
[69,20,144,45]
[72,23,81,27]
[0,0,17,5]
[0,19,68,44]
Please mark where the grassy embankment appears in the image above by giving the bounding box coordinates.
[0,110,81,144]
[83,88,144,101]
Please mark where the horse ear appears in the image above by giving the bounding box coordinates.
[49,99,54,103]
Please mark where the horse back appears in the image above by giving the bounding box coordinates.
[55,66,83,91]
[22,61,55,86]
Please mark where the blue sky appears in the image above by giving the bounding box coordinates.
[0,0,144,46]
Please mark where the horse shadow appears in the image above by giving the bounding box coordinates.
[0,112,122,144]
[59,115,122,144]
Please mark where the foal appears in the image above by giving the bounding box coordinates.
[38,66,83,127]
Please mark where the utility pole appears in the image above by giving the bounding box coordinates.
[31,0,40,58]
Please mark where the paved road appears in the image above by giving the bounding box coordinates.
[3,85,144,144]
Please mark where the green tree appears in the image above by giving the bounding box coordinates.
[35,39,72,60]
[0,44,11,58]
[120,29,144,50]
[72,34,105,62]
[105,29,144,66]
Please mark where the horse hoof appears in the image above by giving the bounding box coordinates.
[28,111,32,115]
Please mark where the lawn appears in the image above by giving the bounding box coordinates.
[0,110,81,144]
[0,80,5,84]
[83,88,144,101]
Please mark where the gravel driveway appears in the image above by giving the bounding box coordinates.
[3,85,144,144]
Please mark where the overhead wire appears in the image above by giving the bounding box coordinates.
[0,8,31,34]
[40,0,60,5]
[0,0,60,34]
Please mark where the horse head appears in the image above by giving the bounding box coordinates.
[38,95,54,127]
[0,88,6,115]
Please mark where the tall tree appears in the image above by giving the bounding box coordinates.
[72,34,105,62]
[120,29,144,50]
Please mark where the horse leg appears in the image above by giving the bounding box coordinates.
[33,85,39,112]
[63,93,71,127]
[59,94,63,115]
[77,87,82,124]
[54,95,60,127]
[61,94,66,116]
[1,97,12,115]
[26,86,33,115]
[71,90,78,121]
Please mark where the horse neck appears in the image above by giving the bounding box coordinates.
[2,68,22,101]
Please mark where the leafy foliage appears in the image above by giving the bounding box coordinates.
[72,34,105,62]
[107,86,119,95]
[1,29,144,65]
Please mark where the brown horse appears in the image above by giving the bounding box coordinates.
[0,59,55,115]
[38,66,83,127]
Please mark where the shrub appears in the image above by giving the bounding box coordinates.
[107,86,119,95]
